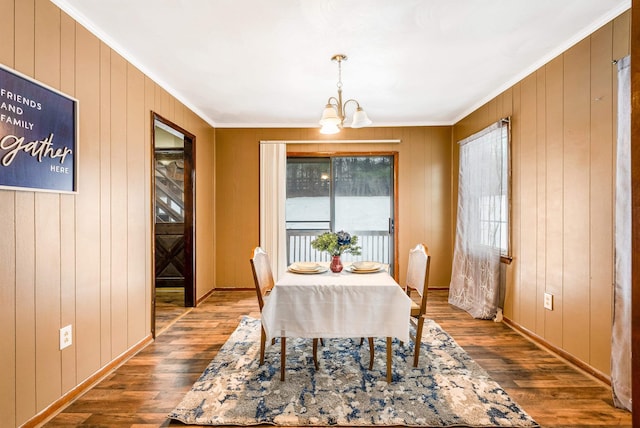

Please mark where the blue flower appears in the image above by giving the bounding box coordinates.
[336,230,351,246]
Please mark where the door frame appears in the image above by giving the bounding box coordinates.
[287,151,399,279]
[150,112,196,338]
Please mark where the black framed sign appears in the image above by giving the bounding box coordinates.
[0,63,78,193]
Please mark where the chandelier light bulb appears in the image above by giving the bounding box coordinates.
[351,107,372,128]
[320,123,340,135]
[319,104,341,126]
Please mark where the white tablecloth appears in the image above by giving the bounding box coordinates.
[261,269,412,343]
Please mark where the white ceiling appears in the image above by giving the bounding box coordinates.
[52,0,630,128]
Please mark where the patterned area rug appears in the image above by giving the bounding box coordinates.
[169,316,538,427]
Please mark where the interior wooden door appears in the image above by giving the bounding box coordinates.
[155,222,185,287]
[155,149,186,288]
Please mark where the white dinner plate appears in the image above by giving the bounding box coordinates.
[344,265,384,274]
[288,264,328,274]
[294,262,321,270]
[352,261,381,271]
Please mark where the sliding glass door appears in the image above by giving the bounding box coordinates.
[286,155,395,273]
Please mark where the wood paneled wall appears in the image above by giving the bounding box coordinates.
[0,1,215,426]
[453,11,630,377]
[214,127,453,290]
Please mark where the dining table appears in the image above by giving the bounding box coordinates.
[260,262,412,382]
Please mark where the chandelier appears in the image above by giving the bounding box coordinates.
[318,54,372,134]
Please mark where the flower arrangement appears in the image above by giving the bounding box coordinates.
[311,230,362,257]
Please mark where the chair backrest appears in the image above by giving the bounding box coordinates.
[406,243,430,313]
[250,247,275,310]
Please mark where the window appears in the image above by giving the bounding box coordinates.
[479,194,508,254]
[286,157,331,230]
[458,119,510,258]
[285,155,395,270]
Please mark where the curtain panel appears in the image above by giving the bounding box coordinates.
[611,55,631,411]
[259,142,287,280]
[449,119,509,320]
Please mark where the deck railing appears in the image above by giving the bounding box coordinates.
[286,229,391,266]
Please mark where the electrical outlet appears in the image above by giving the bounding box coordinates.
[60,325,72,350]
[543,293,553,311]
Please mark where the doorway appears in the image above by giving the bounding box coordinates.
[285,154,397,275]
[151,113,195,337]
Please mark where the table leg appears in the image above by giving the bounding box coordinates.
[368,337,375,370]
[312,338,319,370]
[280,337,286,381]
[386,337,392,383]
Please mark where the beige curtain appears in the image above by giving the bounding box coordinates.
[449,119,509,320]
[611,55,631,411]
[259,142,287,280]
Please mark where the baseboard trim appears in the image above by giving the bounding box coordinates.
[196,287,216,305]
[503,317,611,386]
[23,334,154,428]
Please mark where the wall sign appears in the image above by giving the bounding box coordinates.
[0,63,78,193]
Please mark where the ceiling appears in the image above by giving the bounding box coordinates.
[52,0,630,129]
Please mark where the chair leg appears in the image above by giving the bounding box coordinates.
[413,316,425,367]
[386,337,392,383]
[368,337,374,370]
[280,337,286,381]
[260,326,266,365]
[312,338,319,370]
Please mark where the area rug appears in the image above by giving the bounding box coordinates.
[169,316,538,427]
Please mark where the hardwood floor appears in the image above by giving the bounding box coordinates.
[43,290,631,427]
[154,287,190,334]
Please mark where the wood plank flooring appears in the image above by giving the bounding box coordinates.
[154,287,190,334]
[43,290,632,427]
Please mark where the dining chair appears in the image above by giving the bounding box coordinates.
[249,247,319,381]
[404,243,431,367]
[364,249,429,375]
[249,247,277,368]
